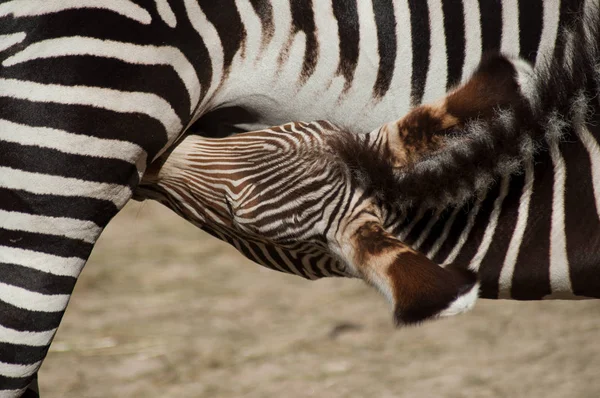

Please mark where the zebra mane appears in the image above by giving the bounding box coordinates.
[331,1,600,213]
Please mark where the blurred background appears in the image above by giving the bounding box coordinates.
[40,201,600,397]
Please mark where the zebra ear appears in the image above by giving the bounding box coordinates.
[376,55,531,167]
[399,55,530,134]
[443,54,532,123]
[348,221,479,325]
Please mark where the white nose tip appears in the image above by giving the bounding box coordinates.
[438,282,480,318]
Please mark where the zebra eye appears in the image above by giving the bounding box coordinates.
[292,213,301,224]
[225,196,235,218]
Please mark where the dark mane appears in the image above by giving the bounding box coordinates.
[329,2,600,212]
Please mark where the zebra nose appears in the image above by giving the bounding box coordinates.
[347,221,479,326]
[391,264,479,326]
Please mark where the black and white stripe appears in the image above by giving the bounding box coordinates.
[0,0,585,396]
[394,0,600,301]
[156,0,600,305]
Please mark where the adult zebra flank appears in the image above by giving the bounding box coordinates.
[0,0,589,396]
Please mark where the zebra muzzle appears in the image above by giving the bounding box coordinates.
[350,221,479,325]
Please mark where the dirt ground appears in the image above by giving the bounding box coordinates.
[40,201,600,398]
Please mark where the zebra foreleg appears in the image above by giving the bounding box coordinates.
[20,375,38,398]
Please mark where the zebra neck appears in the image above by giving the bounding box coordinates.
[389,0,600,300]
[396,113,600,300]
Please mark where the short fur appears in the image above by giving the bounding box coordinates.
[138,1,599,326]
[330,8,600,213]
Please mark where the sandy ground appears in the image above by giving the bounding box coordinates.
[40,201,600,398]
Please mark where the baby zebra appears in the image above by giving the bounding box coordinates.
[136,54,531,325]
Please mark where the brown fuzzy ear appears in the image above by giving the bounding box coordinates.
[444,54,530,121]
[350,221,478,325]
[379,55,531,167]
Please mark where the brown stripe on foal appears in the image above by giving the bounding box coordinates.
[350,220,477,325]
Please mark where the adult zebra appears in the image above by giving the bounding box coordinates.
[0,0,588,396]
[141,6,600,323]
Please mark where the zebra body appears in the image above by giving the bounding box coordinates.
[142,0,600,315]
[0,0,589,396]
[194,0,578,134]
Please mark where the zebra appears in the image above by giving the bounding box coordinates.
[0,0,590,396]
[138,53,533,324]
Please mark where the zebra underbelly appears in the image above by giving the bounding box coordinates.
[202,0,574,135]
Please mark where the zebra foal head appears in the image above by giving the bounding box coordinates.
[137,54,530,325]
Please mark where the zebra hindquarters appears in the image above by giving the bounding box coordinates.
[346,220,479,325]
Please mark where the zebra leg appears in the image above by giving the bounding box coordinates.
[0,69,183,394]
[0,50,163,394]
[0,150,140,396]
[0,5,200,395]
[0,46,186,398]
[346,220,478,325]
[20,375,38,398]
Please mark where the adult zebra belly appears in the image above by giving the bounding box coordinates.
[201,0,577,135]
